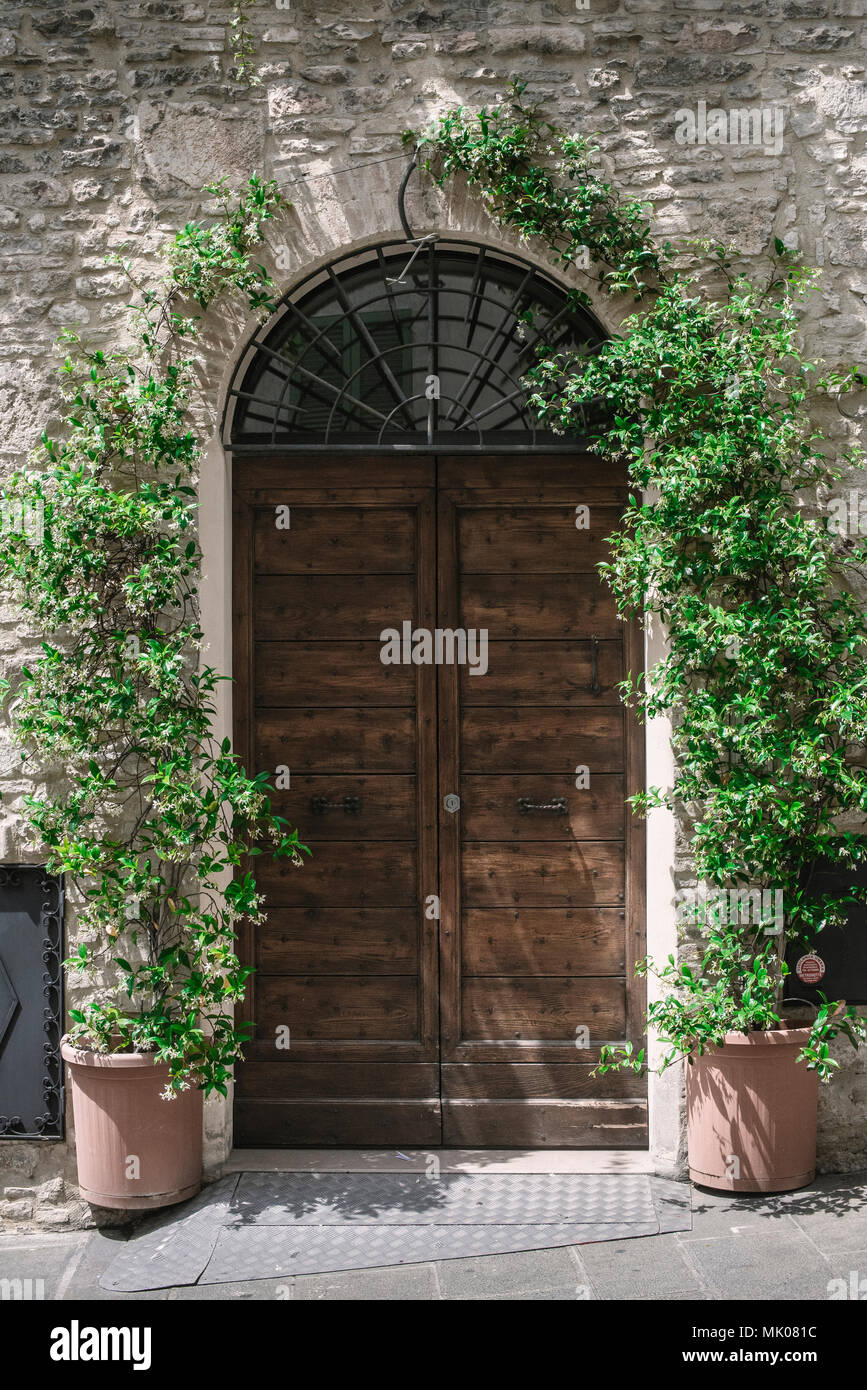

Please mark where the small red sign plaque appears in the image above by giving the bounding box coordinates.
[796,953,826,985]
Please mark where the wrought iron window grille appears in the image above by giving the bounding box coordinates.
[225,239,608,453]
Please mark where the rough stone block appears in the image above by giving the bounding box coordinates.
[392,41,428,60]
[489,27,586,55]
[136,99,266,193]
[298,66,350,85]
[36,1177,66,1205]
[0,1198,34,1220]
[777,25,855,48]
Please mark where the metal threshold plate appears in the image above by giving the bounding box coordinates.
[99,1172,691,1291]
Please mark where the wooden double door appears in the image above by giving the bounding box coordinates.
[233,453,646,1148]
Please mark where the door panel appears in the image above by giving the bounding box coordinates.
[256,842,418,906]
[234,483,440,1145]
[258,642,415,705]
[461,709,625,772]
[461,908,626,976]
[460,775,625,840]
[460,978,627,1040]
[256,976,419,1039]
[441,1100,647,1148]
[259,908,418,974]
[254,575,414,638]
[253,505,416,572]
[265,775,418,841]
[461,842,625,908]
[234,458,646,1148]
[256,708,417,772]
[456,504,624,572]
[437,470,646,1146]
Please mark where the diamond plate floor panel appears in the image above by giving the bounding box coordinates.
[99,1175,239,1293]
[99,1171,692,1291]
[201,1220,663,1283]
[652,1176,693,1232]
[229,1171,658,1227]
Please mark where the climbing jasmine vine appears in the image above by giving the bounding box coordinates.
[417,85,867,1080]
[0,176,306,1095]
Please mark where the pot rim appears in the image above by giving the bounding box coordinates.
[61,1035,166,1069]
[703,1022,814,1049]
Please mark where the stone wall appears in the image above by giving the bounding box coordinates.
[1,0,866,1226]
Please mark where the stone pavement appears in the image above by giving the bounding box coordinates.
[1,1170,866,1300]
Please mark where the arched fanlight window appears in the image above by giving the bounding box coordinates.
[225,239,607,451]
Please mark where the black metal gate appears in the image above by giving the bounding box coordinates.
[0,866,64,1138]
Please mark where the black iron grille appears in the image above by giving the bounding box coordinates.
[226,240,607,451]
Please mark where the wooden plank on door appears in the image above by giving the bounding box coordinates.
[460,573,621,638]
[441,1063,645,1100]
[257,642,414,706]
[256,975,419,1040]
[442,1100,648,1148]
[461,708,624,773]
[460,775,625,840]
[256,708,417,773]
[254,505,416,573]
[461,907,626,976]
[264,775,417,841]
[459,639,623,706]
[460,976,626,1040]
[259,907,418,974]
[456,503,623,572]
[462,842,625,908]
[254,576,416,640]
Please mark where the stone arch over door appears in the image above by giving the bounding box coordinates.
[223,231,650,1148]
[194,165,636,442]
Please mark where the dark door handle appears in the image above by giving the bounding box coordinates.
[589,634,600,695]
[517,797,568,815]
[310,796,362,815]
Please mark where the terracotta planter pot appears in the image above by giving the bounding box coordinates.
[61,1038,203,1210]
[685,1023,818,1194]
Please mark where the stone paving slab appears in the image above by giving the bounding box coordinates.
[683,1227,839,1301]
[431,1243,580,1300]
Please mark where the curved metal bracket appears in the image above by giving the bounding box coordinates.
[834,373,867,422]
[397,142,425,243]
